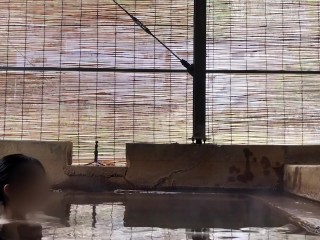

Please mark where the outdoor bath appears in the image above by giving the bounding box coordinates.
[1,0,320,239]
[2,141,320,239]
[41,191,320,240]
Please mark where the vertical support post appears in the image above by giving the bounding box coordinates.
[193,0,207,144]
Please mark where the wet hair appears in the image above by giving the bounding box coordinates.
[0,154,45,205]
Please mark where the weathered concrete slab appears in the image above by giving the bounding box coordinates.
[126,144,285,189]
[60,166,129,191]
[253,193,320,235]
[284,165,320,202]
[0,140,72,186]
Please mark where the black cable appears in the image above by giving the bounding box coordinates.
[112,0,194,76]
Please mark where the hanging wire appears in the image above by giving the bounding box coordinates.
[211,1,215,144]
[58,0,64,141]
[3,0,11,140]
[169,1,173,143]
[132,0,136,144]
[245,0,249,144]
[77,0,84,165]
[112,0,194,76]
[112,1,181,60]
[152,0,157,143]
[113,5,118,165]
[298,0,304,145]
[186,0,190,144]
[229,0,233,144]
[264,0,269,144]
[207,1,213,144]
[21,0,28,140]
[40,0,46,140]
[95,0,99,143]
[281,0,286,144]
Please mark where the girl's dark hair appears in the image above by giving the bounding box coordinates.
[0,154,45,205]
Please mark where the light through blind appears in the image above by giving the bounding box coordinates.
[206,0,320,145]
[0,0,194,165]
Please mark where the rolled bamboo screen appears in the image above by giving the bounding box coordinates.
[0,0,320,165]
[0,0,193,165]
[206,0,320,145]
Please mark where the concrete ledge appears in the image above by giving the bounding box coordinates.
[285,165,320,202]
[254,193,320,235]
[0,140,72,186]
[65,165,127,177]
[125,144,285,189]
[55,166,129,191]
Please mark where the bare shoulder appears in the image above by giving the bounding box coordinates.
[28,212,60,223]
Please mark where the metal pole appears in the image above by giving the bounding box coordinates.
[193,0,207,144]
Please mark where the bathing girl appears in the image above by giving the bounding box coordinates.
[0,154,49,240]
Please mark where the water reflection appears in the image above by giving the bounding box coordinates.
[41,192,312,240]
[187,229,211,240]
[123,194,287,229]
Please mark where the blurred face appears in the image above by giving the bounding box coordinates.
[6,165,50,215]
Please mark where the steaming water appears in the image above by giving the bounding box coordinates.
[41,192,317,240]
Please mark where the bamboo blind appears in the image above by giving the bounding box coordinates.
[0,0,193,165]
[206,0,320,145]
[1,0,320,165]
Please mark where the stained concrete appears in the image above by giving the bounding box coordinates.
[284,164,320,202]
[283,147,320,202]
[0,140,72,186]
[61,166,130,191]
[65,165,126,177]
[53,144,286,190]
[125,144,285,190]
